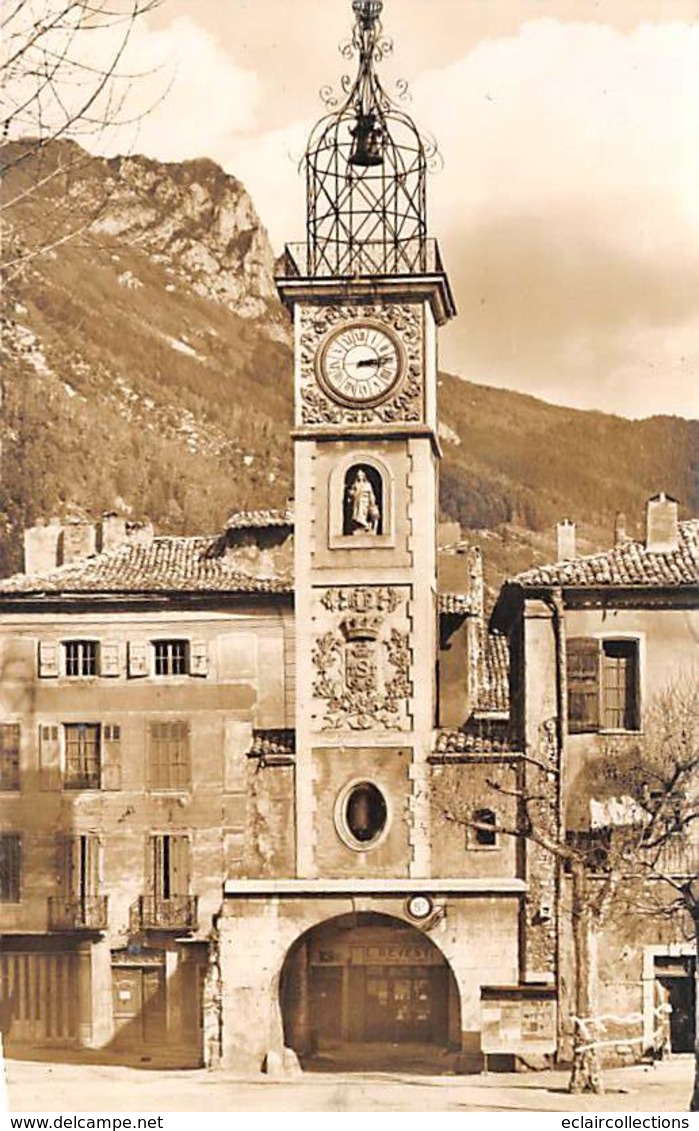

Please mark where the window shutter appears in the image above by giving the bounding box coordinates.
[56,835,72,896]
[566,637,600,733]
[128,641,149,678]
[150,834,164,897]
[38,641,59,678]
[0,724,20,790]
[38,723,62,790]
[100,642,122,678]
[101,725,122,790]
[190,640,209,678]
[85,835,101,897]
[170,835,190,897]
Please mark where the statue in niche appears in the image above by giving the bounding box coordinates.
[344,466,382,536]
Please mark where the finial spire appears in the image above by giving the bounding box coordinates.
[352,0,384,28]
[301,0,436,276]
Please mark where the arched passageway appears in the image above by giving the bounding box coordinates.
[279,912,461,1070]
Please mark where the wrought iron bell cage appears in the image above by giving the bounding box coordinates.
[303,0,432,277]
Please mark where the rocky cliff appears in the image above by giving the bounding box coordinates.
[1,140,697,583]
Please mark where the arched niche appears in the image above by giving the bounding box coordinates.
[328,453,394,549]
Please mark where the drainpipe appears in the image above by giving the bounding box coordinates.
[543,586,567,1062]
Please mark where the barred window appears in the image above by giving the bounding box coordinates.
[0,834,21,902]
[148,721,190,790]
[64,641,98,677]
[64,724,101,790]
[154,640,188,677]
[0,724,20,791]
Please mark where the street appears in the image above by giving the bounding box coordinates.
[4,1056,695,1113]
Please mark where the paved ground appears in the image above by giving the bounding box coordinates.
[3,1055,695,1112]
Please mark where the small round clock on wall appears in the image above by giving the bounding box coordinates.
[317,320,406,407]
[405,894,434,921]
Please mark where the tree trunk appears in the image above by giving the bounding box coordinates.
[568,859,604,1094]
[691,920,699,1112]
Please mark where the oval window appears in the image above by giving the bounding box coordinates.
[344,781,387,846]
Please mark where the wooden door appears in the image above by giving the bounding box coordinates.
[142,968,166,1043]
[112,966,166,1045]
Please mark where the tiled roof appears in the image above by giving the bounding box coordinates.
[438,592,476,615]
[433,718,517,756]
[478,633,510,714]
[224,508,294,531]
[0,537,293,596]
[248,729,295,762]
[513,520,699,590]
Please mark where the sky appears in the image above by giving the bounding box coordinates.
[43,1,699,419]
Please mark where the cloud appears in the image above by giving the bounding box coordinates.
[104,16,262,161]
[20,6,694,417]
[404,18,699,416]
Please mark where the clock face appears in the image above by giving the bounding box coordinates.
[318,321,405,407]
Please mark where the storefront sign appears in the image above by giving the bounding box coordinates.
[481,989,557,1054]
[354,944,442,966]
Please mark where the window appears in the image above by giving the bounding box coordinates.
[63,834,101,899]
[64,724,101,789]
[148,721,190,790]
[472,808,498,848]
[0,834,21,902]
[339,781,388,848]
[0,724,20,791]
[601,640,639,730]
[64,641,98,677]
[150,834,190,899]
[567,637,640,733]
[154,640,188,676]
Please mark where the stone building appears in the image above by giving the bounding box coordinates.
[1,0,696,1075]
[492,497,699,1060]
[0,510,295,1064]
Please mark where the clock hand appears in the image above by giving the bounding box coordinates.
[355,357,382,368]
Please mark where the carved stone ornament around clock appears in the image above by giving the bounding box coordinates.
[299,303,424,425]
[312,585,412,731]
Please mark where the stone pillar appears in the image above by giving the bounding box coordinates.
[87,938,114,1048]
[283,941,311,1054]
[219,900,290,1071]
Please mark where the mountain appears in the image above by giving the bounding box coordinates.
[2,141,697,587]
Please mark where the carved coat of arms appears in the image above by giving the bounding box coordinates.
[312,586,412,731]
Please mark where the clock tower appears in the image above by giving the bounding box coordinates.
[277,0,455,881]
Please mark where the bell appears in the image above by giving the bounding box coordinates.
[349,113,383,167]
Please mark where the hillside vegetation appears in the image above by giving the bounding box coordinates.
[2,141,696,586]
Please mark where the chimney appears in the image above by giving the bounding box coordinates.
[645,492,679,553]
[61,520,97,564]
[100,512,128,552]
[23,519,61,575]
[437,521,462,548]
[614,512,631,547]
[125,520,154,546]
[556,518,576,561]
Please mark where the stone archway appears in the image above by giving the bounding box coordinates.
[279,911,462,1070]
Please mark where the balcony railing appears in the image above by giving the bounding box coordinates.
[281,238,445,279]
[654,837,699,877]
[48,895,108,931]
[139,895,198,931]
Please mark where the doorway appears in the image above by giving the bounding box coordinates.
[280,911,460,1068]
[654,956,696,1054]
[112,963,166,1046]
